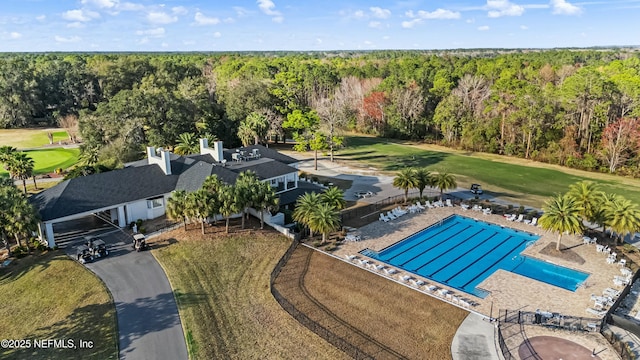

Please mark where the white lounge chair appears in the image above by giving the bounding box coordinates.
[586,307,607,317]
[416,202,426,211]
[515,214,524,222]
[426,285,438,292]
[410,279,425,287]
[379,213,389,222]
[384,268,398,275]
[461,203,470,210]
[386,211,397,220]
[375,264,385,271]
[426,201,435,209]
[345,254,357,261]
[530,217,538,226]
[619,259,627,267]
[400,275,412,282]
[505,214,516,221]
[603,288,621,297]
[445,199,453,207]
[482,208,492,215]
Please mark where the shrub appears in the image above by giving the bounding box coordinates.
[518,205,525,214]
[139,227,146,234]
[325,244,337,251]
[299,171,308,179]
[312,240,322,247]
[136,219,143,227]
[312,176,319,183]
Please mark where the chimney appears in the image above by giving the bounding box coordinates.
[146,146,172,175]
[199,138,224,162]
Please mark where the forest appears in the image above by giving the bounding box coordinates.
[1,49,640,176]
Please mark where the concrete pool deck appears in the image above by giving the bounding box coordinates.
[335,206,624,321]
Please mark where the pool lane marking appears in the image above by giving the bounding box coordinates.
[457,238,528,289]
[384,222,461,262]
[404,228,486,270]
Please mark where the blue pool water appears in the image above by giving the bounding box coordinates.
[360,215,589,298]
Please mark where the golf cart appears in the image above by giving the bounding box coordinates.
[76,245,93,264]
[85,236,108,258]
[470,183,483,195]
[132,233,148,252]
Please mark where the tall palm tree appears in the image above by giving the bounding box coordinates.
[0,146,17,170]
[255,181,279,229]
[218,185,240,233]
[7,195,38,251]
[604,195,640,244]
[596,193,619,234]
[538,194,583,251]
[393,168,418,203]
[293,192,322,237]
[237,123,255,147]
[185,189,213,235]
[567,181,603,225]
[321,186,346,210]
[415,167,432,199]
[173,132,200,155]
[8,152,35,194]
[201,175,222,225]
[308,203,340,244]
[236,171,260,229]
[166,190,189,230]
[432,171,457,201]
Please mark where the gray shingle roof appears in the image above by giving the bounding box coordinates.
[223,144,297,164]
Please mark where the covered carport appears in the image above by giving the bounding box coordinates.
[41,210,122,249]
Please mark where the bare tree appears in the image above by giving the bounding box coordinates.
[58,114,79,143]
[390,83,424,137]
[313,87,349,161]
[452,74,492,118]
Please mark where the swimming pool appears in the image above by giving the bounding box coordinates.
[360,215,589,298]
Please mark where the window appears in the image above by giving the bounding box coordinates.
[147,197,164,209]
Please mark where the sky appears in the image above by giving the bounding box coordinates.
[0,0,639,52]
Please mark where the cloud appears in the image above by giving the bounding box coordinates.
[233,6,249,17]
[36,15,46,21]
[520,25,528,29]
[213,31,222,38]
[401,19,421,28]
[407,9,461,19]
[369,21,382,28]
[486,0,525,17]
[146,11,177,24]
[118,2,145,11]
[370,7,391,19]
[135,27,165,36]
[172,6,188,16]
[550,0,582,15]
[194,12,220,25]
[55,35,81,43]
[478,25,490,31]
[257,0,283,22]
[81,0,117,8]
[62,9,100,22]
[67,22,85,28]
[4,31,22,39]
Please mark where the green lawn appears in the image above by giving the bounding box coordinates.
[0,251,118,360]
[0,128,69,149]
[339,136,640,207]
[0,148,80,176]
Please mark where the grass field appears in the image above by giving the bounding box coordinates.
[339,136,640,207]
[0,128,69,149]
[152,227,347,360]
[0,148,80,177]
[0,251,118,360]
[275,245,468,359]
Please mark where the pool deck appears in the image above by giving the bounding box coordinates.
[335,205,624,321]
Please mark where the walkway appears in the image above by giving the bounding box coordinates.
[71,230,188,360]
[451,314,499,360]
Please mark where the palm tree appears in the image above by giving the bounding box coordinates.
[538,194,583,251]
[185,189,213,235]
[321,186,346,210]
[293,192,322,237]
[201,175,222,225]
[0,146,17,170]
[167,190,189,230]
[218,185,240,233]
[255,182,279,229]
[173,132,200,155]
[393,168,418,203]
[8,152,35,194]
[432,171,457,201]
[567,181,603,225]
[7,195,38,251]
[604,195,640,244]
[237,123,255,147]
[415,168,432,199]
[236,171,260,229]
[308,203,340,244]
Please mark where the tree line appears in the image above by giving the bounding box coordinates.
[2,50,640,176]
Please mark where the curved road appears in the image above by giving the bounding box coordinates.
[73,230,188,360]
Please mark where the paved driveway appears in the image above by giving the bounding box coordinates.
[67,230,188,360]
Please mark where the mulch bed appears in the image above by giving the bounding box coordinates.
[538,242,586,265]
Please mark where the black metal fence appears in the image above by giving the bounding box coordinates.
[496,324,516,360]
[500,309,602,332]
[601,326,636,360]
[341,190,441,223]
[269,240,375,359]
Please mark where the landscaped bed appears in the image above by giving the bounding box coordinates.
[0,251,118,360]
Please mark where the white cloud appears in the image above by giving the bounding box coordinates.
[137,37,149,44]
[550,0,582,15]
[369,21,382,28]
[55,35,81,43]
[478,25,490,31]
[194,12,220,25]
[416,9,461,20]
[370,7,391,19]
[213,31,222,38]
[62,9,100,22]
[401,19,421,28]
[146,11,177,24]
[257,0,283,22]
[353,10,365,18]
[172,6,188,15]
[161,42,168,48]
[36,15,46,21]
[118,2,145,11]
[223,17,235,23]
[136,27,165,36]
[486,0,525,17]
[233,6,249,17]
[5,32,22,39]
[81,0,117,8]
[520,25,528,29]
[316,38,322,44]
[67,22,85,28]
